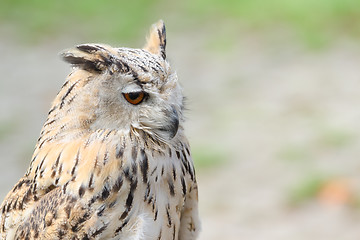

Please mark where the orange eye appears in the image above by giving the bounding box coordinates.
[123,91,145,105]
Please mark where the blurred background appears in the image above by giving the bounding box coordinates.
[1,0,360,239]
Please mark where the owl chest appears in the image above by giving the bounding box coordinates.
[95,156,186,240]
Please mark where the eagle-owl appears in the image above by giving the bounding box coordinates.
[0,20,200,240]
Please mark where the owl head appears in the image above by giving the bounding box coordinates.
[59,20,183,143]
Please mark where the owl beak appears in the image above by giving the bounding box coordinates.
[168,107,179,139]
[158,106,179,140]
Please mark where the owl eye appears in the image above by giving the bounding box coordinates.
[123,91,145,105]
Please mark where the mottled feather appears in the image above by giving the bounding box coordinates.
[0,20,200,240]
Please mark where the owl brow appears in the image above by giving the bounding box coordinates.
[110,57,132,74]
[130,70,151,86]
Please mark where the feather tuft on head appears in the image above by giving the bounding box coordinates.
[143,20,166,60]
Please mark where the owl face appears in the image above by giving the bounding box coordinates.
[61,21,183,142]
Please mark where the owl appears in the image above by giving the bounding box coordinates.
[0,20,200,240]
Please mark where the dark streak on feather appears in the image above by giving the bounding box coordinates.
[168,180,175,196]
[115,218,129,234]
[140,149,149,183]
[120,178,137,220]
[60,81,78,109]
[112,175,123,193]
[91,224,108,237]
[78,185,85,197]
[181,176,187,197]
[71,151,80,176]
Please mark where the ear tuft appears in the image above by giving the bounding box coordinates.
[60,44,111,72]
[143,20,166,59]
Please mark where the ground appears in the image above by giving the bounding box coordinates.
[1,27,360,239]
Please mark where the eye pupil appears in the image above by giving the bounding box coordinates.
[128,92,140,100]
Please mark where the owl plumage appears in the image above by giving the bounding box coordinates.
[0,20,200,240]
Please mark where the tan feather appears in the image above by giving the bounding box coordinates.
[0,20,200,240]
